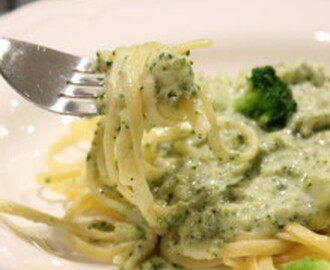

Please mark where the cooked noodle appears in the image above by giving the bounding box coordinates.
[1,41,330,270]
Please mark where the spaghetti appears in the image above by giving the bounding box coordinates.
[1,42,330,270]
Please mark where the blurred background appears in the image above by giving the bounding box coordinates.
[0,0,38,14]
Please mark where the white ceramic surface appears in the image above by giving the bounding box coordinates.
[0,0,330,269]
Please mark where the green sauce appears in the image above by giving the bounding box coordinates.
[149,61,330,260]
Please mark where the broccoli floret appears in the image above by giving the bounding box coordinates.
[283,257,330,270]
[234,66,297,130]
[150,50,197,105]
[137,256,182,270]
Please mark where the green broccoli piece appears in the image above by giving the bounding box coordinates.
[150,50,197,105]
[234,66,297,130]
[137,256,183,270]
[283,257,330,270]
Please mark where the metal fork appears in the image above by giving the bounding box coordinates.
[0,37,104,116]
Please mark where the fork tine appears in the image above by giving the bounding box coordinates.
[74,57,95,73]
[68,73,104,86]
[61,84,104,98]
[49,96,99,116]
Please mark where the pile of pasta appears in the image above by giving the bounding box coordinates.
[0,41,330,270]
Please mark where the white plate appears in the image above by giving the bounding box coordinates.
[0,0,330,269]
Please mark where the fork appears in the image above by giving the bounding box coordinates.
[0,37,104,116]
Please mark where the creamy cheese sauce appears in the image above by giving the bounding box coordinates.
[142,61,330,265]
